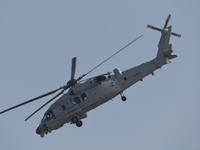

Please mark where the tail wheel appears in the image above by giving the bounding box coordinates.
[121,96,127,101]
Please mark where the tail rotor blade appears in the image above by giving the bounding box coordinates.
[147,25,162,32]
[171,32,181,37]
[164,14,171,28]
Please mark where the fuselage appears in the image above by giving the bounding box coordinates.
[36,56,167,137]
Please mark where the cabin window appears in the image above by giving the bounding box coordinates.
[81,93,88,101]
[61,105,66,110]
[74,97,81,104]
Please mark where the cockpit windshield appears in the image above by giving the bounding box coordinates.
[41,110,55,123]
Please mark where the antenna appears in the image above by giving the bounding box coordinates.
[147,14,181,37]
[77,35,143,81]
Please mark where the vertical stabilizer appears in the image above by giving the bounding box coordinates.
[147,14,181,60]
[157,26,177,59]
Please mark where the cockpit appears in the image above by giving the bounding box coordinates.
[41,110,55,123]
[36,109,57,137]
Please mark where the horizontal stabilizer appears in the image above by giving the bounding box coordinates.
[162,49,173,55]
[168,54,177,59]
[162,49,177,60]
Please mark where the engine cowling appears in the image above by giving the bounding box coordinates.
[71,79,94,94]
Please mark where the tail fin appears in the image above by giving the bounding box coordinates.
[147,14,181,60]
[157,26,177,60]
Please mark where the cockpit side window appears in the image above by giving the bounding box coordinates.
[46,110,55,120]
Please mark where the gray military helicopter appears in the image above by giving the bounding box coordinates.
[0,14,181,137]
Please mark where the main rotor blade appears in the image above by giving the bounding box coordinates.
[25,89,65,121]
[147,25,162,32]
[0,87,62,115]
[164,14,171,28]
[71,57,77,81]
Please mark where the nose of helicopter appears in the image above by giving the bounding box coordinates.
[36,124,48,135]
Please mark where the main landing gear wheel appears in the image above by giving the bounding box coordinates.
[76,121,83,127]
[120,93,127,101]
[71,116,83,127]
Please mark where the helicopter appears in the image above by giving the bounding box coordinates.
[0,14,181,137]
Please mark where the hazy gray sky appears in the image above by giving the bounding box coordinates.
[0,1,199,150]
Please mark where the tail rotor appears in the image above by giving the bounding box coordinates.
[147,14,181,38]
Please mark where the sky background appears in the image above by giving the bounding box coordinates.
[0,0,199,150]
